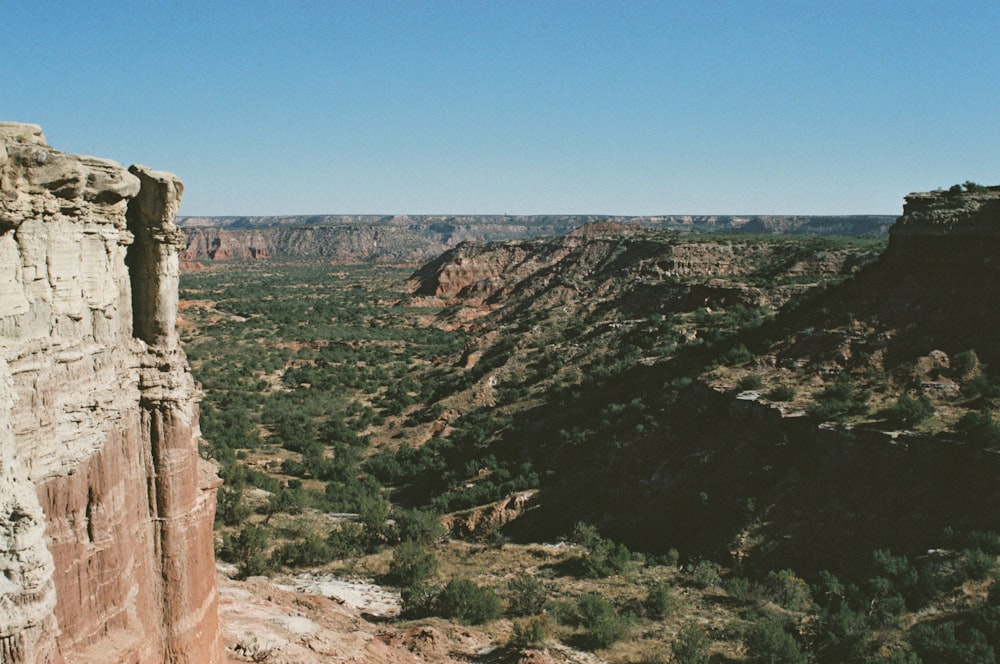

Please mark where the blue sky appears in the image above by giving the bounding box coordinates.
[4,1,998,216]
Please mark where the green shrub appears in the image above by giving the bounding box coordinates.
[910,621,995,664]
[954,350,981,379]
[393,507,446,545]
[722,343,754,367]
[957,548,998,582]
[767,384,797,402]
[571,522,635,578]
[400,582,439,618]
[509,618,547,648]
[815,602,871,662]
[762,569,813,612]
[967,531,1000,556]
[743,619,808,664]
[220,524,272,579]
[723,576,754,602]
[690,560,723,588]
[645,582,675,619]
[738,374,765,391]
[506,575,548,617]
[958,410,1000,447]
[435,578,503,625]
[216,484,251,526]
[387,541,438,586]
[672,622,711,664]
[326,521,366,558]
[575,593,631,650]
[878,395,934,428]
[274,531,331,568]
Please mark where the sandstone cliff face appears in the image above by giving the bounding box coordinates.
[0,123,222,663]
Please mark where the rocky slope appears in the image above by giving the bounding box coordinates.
[0,123,222,662]
[395,184,1000,572]
[411,222,875,310]
[177,213,892,264]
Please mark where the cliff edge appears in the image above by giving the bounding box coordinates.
[0,123,222,662]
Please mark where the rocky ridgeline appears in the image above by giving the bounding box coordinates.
[0,124,222,663]
[410,223,872,305]
[886,185,1000,264]
[177,213,892,264]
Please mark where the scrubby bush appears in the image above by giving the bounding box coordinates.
[220,524,272,579]
[571,522,635,578]
[506,575,548,617]
[768,384,797,402]
[954,350,981,379]
[387,541,438,586]
[690,560,723,588]
[762,569,813,612]
[393,507,446,545]
[645,582,675,619]
[910,621,995,663]
[738,374,765,391]
[672,622,711,664]
[435,578,503,625]
[967,531,1000,556]
[743,619,807,664]
[400,582,439,618]
[575,593,631,650]
[957,548,998,582]
[722,343,754,367]
[326,521,366,558]
[273,530,331,568]
[509,618,547,648]
[958,410,1000,447]
[878,395,934,429]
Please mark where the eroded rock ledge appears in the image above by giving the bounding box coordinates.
[0,123,222,663]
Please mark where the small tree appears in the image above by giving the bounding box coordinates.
[221,524,272,579]
[744,619,807,664]
[509,618,546,648]
[388,541,438,586]
[878,395,934,429]
[645,582,675,619]
[576,593,631,650]
[673,622,711,664]
[506,575,547,617]
[435,578,503,625]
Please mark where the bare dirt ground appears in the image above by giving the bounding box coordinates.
[219,568,608,664]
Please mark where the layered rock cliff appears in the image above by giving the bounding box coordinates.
[0,123,222,662]
[177,214,892,264]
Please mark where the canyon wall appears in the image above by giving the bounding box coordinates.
[886,185,1000,265]
[177,214,892,264]
[0,123,222,662]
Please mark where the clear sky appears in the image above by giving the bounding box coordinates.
[4,1,998,216]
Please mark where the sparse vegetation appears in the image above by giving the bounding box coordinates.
[181,223,1000,662]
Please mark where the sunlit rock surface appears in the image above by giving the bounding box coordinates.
[0,122,222,663]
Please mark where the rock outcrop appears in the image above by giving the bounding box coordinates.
[410,226,875,306]
[0,123,222,662]
[886,184,1000,265]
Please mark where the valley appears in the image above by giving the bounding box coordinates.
[184,188,1000,663]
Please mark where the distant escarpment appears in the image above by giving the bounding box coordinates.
[411,223,876,309]
[177,213,891,264]
[0,124,221,662]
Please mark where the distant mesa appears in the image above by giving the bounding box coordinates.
[176,213,894,264]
